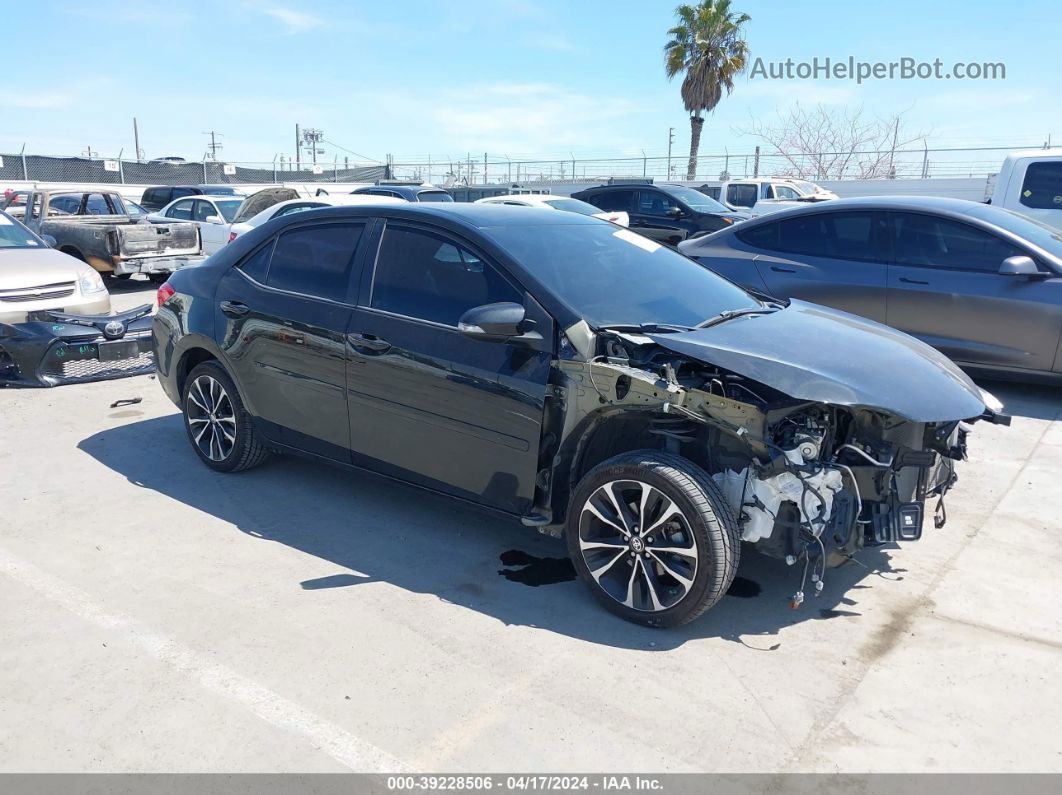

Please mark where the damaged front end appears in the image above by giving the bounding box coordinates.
[537,301,1009,605]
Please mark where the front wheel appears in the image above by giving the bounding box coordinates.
[182,361,269,472]
[566,450,740,627]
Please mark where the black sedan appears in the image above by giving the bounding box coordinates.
[153,205,1004,626]
[679,196,1062,383]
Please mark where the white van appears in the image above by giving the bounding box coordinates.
[697,177,838,215]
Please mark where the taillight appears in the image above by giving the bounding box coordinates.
[156,281,175,307]
[228,231,238,244]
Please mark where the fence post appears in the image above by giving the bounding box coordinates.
[334,157,338,183]
[753,146,760,178]
[203,161,208,182]
[20,144,27,180]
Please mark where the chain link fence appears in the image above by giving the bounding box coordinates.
[0,153,388,186]
[0,144,1048,188]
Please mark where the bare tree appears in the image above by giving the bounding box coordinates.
[738,104,925,180]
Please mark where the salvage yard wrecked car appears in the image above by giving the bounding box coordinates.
[15,189,205,282]
[0,208,154,386]
[153,204,1010,627]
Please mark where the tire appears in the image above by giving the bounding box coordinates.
[566,450,740,627]
[182,361,269,472]
[107,273,132,281]
[147,273,169,284]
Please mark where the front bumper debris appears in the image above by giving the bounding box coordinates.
[0,304,155,387]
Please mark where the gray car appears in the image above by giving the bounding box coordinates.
[679,196,1062,383]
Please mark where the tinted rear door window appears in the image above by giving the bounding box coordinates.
[741,211,885,262]
[726,184,759,207]
[589,190,634,212]
[265,223,364,301]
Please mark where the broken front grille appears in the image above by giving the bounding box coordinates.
[40,350,155,382]
[0,281,76,302]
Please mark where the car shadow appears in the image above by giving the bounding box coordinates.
[973,377,1061,421]
[79,414,906,651]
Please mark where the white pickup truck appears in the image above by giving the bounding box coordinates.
[984,149,1062,230]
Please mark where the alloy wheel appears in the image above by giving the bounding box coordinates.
[577,479,699,612]
[186,374,237,462]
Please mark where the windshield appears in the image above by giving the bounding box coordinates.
[0,213,44,249]
[660,185,729,213]
[988,207,1062,259]
[543,198,604,216]
[789,180,818,195]
[483,223,759,328]
[215,200,244,222]
[416,191,454,203]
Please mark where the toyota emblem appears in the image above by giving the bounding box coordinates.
[103,320,126,339]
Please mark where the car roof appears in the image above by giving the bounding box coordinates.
[477,194,564,205]
[277,202,602,228]
[738,195,1009,218]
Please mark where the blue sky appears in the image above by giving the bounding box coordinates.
[2,0,1058,167]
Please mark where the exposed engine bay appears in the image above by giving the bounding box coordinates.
[540,322,1009,606]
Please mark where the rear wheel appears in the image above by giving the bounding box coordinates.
[566,450,740,627]
[182,361,269,472]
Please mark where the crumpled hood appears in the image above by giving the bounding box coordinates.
[648,300,988,422]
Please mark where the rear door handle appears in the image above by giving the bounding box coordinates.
[220,300,250,317]
[346,332,391,353]
[899,277,929,285]
[771,265,796,273]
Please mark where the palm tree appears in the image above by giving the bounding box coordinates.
[664,0,751,179]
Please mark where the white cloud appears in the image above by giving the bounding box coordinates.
[740,79,858,106]
[522,33,577,53]
[0,91,71,109]
[251,3,324,34]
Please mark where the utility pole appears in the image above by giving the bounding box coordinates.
[202,130,224,160]
[133,117,143,161]
[753,145,760,178]
[300,128,324,165]
[667,127,674,179]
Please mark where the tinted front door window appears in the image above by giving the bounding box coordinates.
[891,213,1024,271]
[370,226,520,325]
[637,190,679,217]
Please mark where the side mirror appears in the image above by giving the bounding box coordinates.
[666,206,683,218]
[458,302,536,342]
[998,255,1044,279]
[41,234,57,247]
[205,215,223,224]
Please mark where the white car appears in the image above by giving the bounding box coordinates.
[226,194,406,245]
[474,194,629,226]
[149,194,247,255]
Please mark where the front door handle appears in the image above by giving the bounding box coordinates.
[220,300,250,317]
[771,265,796,273]
[899,277,929,285]
[346,332,391,353]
